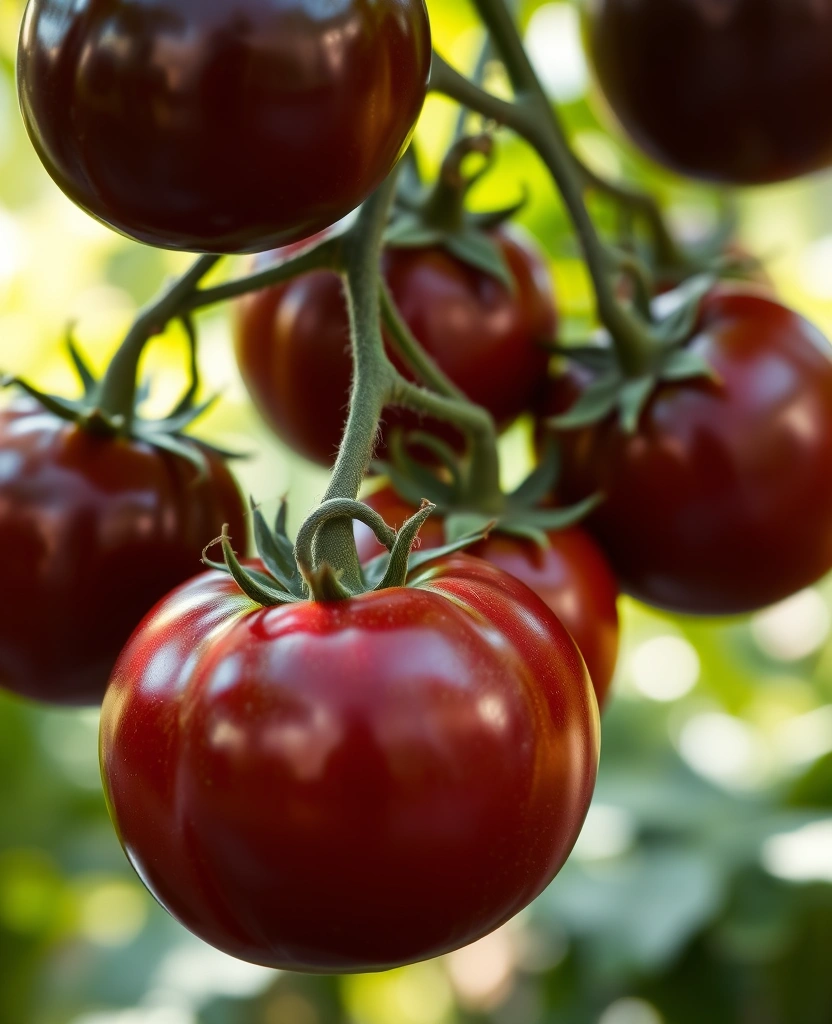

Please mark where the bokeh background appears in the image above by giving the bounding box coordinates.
[4,1,832,1022]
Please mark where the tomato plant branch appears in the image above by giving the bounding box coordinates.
[183,237,343,311]
[96,254,221,426]
[430,44,658,377]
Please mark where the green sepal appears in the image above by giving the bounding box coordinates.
[65,330,97,398]
[386,132,517,289]
[509,439,561,506]
[443,230,514,290]
[548,275,718,434]
[1,374,90,424]
[304,562,353,603]
[660,348,721,385]
[652,273,715,347]
[372,502,437,591]
[362,515,493,590]
[397,430,463,494]
[506,494,603,534]
[550,343,616,375]
[384,217,445,249]
[373,430,455,509]
[549,373,620,430]
[251,499,304,598]
[469,188,529,232]
[618,377,655,434]
[142,394,220,437]
[445,511,496,544]
[202,526,299,607]
[135,428,211,478]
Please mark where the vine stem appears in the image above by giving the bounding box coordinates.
[96,254,220,425]
[430,22,657,377]
[309,173,503,591]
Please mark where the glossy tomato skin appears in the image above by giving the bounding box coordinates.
[100,555,599,972]
[234,227,555,465]
[18,0,431,253]
[0,401,246,705]
[356,488,619,706]
[547,288,832,615]
[584,0,832,185]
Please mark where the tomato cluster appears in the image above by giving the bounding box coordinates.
[8,0,832,980]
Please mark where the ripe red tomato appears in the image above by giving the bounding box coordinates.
[17,0,431,252]
[583,0,832,185]
[546,288,832,615]
[0,401,246,705]
[356,487,619,706]
[100,554,599,972]
[234,227,555,465]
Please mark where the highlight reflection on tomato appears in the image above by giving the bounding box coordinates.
[548,288,832,615]
[18,0,432,252]
[100,555,599,972]
[0,401,245,706]
[356,487,619,706]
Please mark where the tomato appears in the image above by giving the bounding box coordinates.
[546,288,832,615]
[355,487,619,706]
[583,0,832,185]
[100,554,599,972]
[234,227,555,465]
[0,401,246,705]
[17,0,431,253]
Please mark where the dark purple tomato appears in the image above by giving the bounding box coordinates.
[584,0,832,184]
[17,0,431,252]
[0,401,246,705]
[355,487,620,706]
[234,227,556,465]
[546,287,832,615]
[100,554,599,972]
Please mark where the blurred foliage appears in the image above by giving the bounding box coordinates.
[3,1,832,1022]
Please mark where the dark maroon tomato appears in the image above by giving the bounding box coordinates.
[0,401,246,706]
[100,554,599,972]
[234,227,556,465]
[584,0,832,185]
[17,0,431,253]
[356,488,619,706]
[546,288,832,615]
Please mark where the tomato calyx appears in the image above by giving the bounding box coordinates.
[375,429,600,549]
[203,497,491,607]
[2,318,235,475]
[549,274,721,434]
[386,133,523,290]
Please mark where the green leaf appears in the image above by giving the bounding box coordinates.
[549,373,620,430]
[444,229,514,289]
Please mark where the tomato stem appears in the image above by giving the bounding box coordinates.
[96,254,221,427]
[429,38,658,378]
